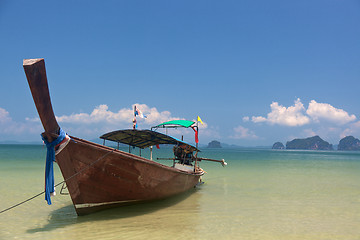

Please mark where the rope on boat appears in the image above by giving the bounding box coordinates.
[42,128,66,205]
[0,148,115,215]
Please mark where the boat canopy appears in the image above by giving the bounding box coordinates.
[100,129,199,152]
[152,120,195,129]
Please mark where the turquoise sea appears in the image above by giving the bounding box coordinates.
[1,144,360,240]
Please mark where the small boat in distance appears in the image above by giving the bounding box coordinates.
[23,58,226,216]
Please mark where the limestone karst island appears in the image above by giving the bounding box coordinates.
[272,136,360,151]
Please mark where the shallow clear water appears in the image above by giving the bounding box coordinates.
[1,145,360,239]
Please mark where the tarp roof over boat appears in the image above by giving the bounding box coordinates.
[100,129,199,152]
[152,120,195,129]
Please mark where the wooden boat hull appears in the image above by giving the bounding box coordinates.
[56,136,203,215]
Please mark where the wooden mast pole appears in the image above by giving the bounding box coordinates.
[194,119,199,172]
[23,59,60,142]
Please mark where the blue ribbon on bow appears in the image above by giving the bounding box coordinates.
[41,128,66,205]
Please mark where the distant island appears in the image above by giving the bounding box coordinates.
[272,142,285,149]
[338,136,360,151]
[286,136,333,150]
[207,140,222,148]
[273,135,360,151]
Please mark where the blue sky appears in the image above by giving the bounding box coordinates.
[1,0,359,146]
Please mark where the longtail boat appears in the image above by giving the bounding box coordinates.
[23,58,226,216]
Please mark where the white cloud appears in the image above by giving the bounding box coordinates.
[251,99,357,129]
[0,107,42,136]
[242,116,250,122]
[251,116,267,123]
[56,104,132,124]
[252,98,310,126]
[0,107,11,123]
[50,103,207,140]
[340,121,360,139]
[1,104,194,141]
[56,103,179,127]
[248,99,359,144]
[25,117,40,122]
[353,121,360,128]
[230,125,258,139]
[306,100,356,125]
